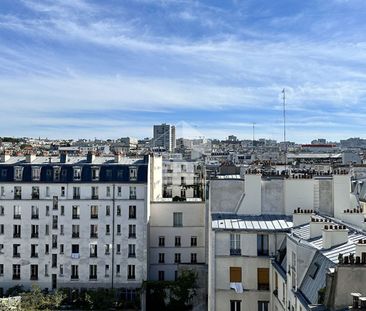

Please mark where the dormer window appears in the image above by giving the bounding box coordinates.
[92,167,100,181]
[129,167,137,181]
[32,167,41,181]
[53,167,61,182]
[14,167,23,181]
[73,167,81,181]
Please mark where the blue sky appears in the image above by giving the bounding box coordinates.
[1,0,366,142]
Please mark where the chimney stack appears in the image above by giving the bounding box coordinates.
[293,208,314,227]
[25,153,36,163]
[87,151,96,163]
[310,216,331,239]
[0,150,11,162]
[322,224,348,249]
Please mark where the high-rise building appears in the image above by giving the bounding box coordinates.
[153,123,176,152]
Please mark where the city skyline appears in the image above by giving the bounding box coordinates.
[1,0,366,141]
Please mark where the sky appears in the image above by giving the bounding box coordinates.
[1,0,366,142]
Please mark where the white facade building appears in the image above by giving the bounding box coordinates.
[153,123,176,152]
[0,153,162,299]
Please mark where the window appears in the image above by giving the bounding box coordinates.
[191,236,197,247]
[0,264,3,276]
[230,300,241,311]
[90,224,98,238]
[117,205,121,216]
[129,205,136,219]
[60,205,64,216]
[105,265,110,277]
[0,244,4,254]
[175,236,181,247]
[181,164,187,172]
[91,186,98,199]
[72,224,80,238]
[0,206,4,216]
[13,264,21,280]
[13,224,21,238]
[105,244,111,255]
[45,264,49,276]
[0,224,3,235]
[31,186,39,199]
[59,264,64,276]
[13,244,20,257]
[106,169,112,179]
[71,265,79,279]
[117,186,122,196]
[129,186,136,199]
[116,264,121,276]
[129,225,136,238]
[53,196,58,210]
[128,244,136,257]
[106,186,111,197]
[90,244,97,257]
[46,205,50,216]
[174,253,181,263]
[159,253,165,263]
[159,236,165,247]
[30,264,38,280]
[128,265,135,279]
[46,186,50,197]
[72,205,80,219]
[181,176,186,185]
[258,301,269,311]
[72,244,79,255]
[52,215,58,229]
[257,234,269,256]
[230,233,241,255]
[60,244,64,254]
[173,212,183,227]
[117,224,121,235]
[90,205,98,218]
[309,262,320,279]
[73,167,81,181]
[106,205,110,216]
[257,268,270,290]
[32,167,41,181]
[89,265,97,280]
[45,224,49,235]
[116,244,121,254]
[14,167,23,181]
[106,224,110,235]
[73,187,80,199]
[61,186,65,197]
[31,244,38,258]
[129,167,137,181]
[53,167,61,181]
[158,271,165,281]
[52,235,57,248]
[175,271,178,281]
[191,253,197,263]
[230,267,242,282]
[45,244,49,254]
[92,167,100,181]
[14,187,21,200]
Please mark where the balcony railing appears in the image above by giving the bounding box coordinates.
[14,195,21,200]
[13,253,20,258]
[91,195,98,200]
[129,195,136,200]
[90,233,98,238]
[13,215,21,220]
[31,214,39,220]
[12,275,20,280]
[30,275,38,280]
[71,253,80,259]
[90,214,98,219]
[73,195,80,200]
[230,248,242,256]
[72,215,80,220]
[128,253,136,258]
[72,232,80,238]
[32,194,39,200]
[13,233,21,238]
[31,233,39,238]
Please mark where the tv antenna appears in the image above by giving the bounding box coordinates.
[282,88,287,172]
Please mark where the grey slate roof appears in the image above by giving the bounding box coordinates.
[211,214,293,231]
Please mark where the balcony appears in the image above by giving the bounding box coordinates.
[13,233,21,238]
[129,195,136,200]
[14,195,21,200]
[31,214,39,220]
[13,253,20,258]
[89,275,97,280]
[31,233,39,238]
[30,275,38,280]
[128,253,136,258]
[90,214,98,219]
[91,195,98,200]
[31,253,38,258]
[12,275,20,280]
[72,215,80,220]
[90,253,97,258]
[128,233,136,238]
[32,194,39,200]
[230,248,242,256]
[73,195,80,200]
[13,215,21,220]
[72,232,80,238]
[90,233,98,239]
[71,275,79,280]
[71,253,80,259]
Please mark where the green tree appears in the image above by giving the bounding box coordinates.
[20,285,65,311]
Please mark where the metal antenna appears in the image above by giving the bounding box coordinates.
[282,89,287,172]
[252,122,256,153]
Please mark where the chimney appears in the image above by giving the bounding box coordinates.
[310,216,331,238]
[60,151,68,163]
[0,150,10,162]
[87,151,95,163]
[114,152,122,163]
[25,153,36,163]
[355,239,366,263]
[293,208,314,227]
[322,224,348,249]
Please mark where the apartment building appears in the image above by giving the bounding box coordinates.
[0,152,162,296]
[162,160,204,200]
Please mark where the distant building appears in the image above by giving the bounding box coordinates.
[153,124,176,152]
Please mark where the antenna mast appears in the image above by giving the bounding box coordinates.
[282,89,287,172]
[252,122,256,153]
